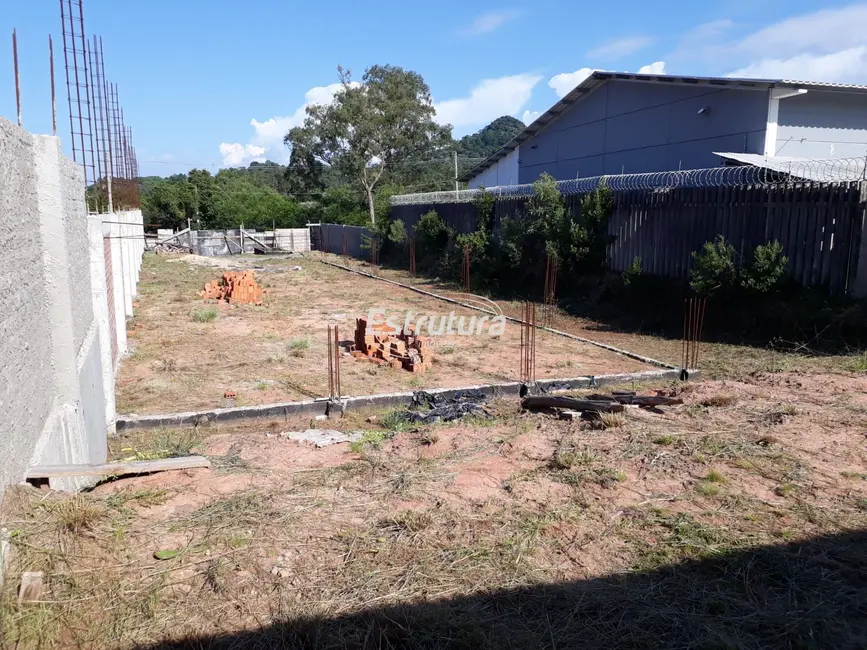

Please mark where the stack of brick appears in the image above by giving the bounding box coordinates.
[350,317,432,372]
[200,271,265,305]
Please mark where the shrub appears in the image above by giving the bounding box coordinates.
[691,236,788,296]
[690,236,738,295]
[472,187,495,235]
[742,241,788,292]
[622,256,643,286]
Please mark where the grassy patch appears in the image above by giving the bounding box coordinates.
[288,338,309,357]
[705,469,727,484]
[653,434,676,446]
[191,308,217,323]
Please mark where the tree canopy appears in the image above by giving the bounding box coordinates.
[140,63,529,230]
[285,65,452,224]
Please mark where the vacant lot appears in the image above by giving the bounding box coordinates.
[115,253,655,415]
[3,368,867,648]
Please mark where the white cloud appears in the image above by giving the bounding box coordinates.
[219,143,266,167]
[460,10,521,36]
[218,81,353,167]
[728,46,867,82]
[671,5,867,83]
[638,61,666,74]
[548,68,596,98]
[434,73,542,128]
[587,36,653,60]
[522,109,541,124]
[736,4,867,60]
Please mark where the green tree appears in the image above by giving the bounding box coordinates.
[285,64,451,224]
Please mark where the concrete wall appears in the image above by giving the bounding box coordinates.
[468,147,520,189]
[0,116,144,491]
[776,90,867,158]
[518,80,769,183]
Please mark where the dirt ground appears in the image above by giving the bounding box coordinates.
[3,368,867,648]
[115,253,655,415]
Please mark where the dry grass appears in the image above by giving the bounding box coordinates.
[115,253,654,415]
[4,370,867,647]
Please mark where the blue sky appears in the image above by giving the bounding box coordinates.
[2,1,864,176]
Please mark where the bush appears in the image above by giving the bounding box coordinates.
[743,241,788,292]
[622,256,643,286]
[690,236,738,295]
[472,187,495,235]
[691,236,788,296]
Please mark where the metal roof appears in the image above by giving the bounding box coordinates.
[459,72,867,182]
[714,152,867,183]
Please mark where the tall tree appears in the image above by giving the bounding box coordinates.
[285,65,451,224]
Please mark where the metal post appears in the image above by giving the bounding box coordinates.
[454,150,459,200]
[105,152,113,213]
[12,30,21,127]
[49,35,57,135]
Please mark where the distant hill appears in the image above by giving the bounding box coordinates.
[455,116,525,159]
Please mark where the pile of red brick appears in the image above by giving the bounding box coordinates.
[350,317,432,372]
[200,271,265,305]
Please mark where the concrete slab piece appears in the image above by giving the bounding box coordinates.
[280,429,364,448]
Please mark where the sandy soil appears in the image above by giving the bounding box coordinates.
[115,253,655,415]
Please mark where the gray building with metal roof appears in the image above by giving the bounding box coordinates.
[461,72,867,188]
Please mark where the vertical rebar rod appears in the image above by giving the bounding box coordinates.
[682,299,689,371]
[60,0,76,161]
[86,38,104,197]
[77,0,96,188]
[327,326,334,399]
[12,30,21,127]
[98,37,112,190]
[49,35,57,135]
[334,325,341,400]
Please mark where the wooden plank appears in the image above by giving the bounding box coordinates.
[811,186,829,286]
[794,184,811,284]
[828,184,852,295]
[820,185,839,287]
[27,456,211,479]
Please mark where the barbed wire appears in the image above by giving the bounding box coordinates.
[390,157,867,206]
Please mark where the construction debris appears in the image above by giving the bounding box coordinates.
[522,396,625,413]
[349,317,432,373]
[200,271,266,305]
[405,390,491,423]
[154,242,191,255]
[280,429,364,448]
[18,571,43,603]
[25,456,211,479]
[585,392,684,407]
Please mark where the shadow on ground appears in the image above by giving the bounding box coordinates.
[147,529,867,649]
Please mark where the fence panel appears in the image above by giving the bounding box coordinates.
[385,182,866,296]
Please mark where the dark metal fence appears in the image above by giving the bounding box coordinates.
[389,181,867,296]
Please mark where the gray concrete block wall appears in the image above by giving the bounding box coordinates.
[0,116,132,491]
[59,156,94,353]
[0,120,57,490]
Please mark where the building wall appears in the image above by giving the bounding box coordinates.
[775,90,867,158]
[0,116,143,491]
[468,147,520,189]
[517,80,769,184]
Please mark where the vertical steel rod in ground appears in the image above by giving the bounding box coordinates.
[334,325,341,399]
[682,298,689,371]
[342,232,348,264]
[13,30,21,126]
[49,35,57,135]
[409,238,416,277]
[327,325,334,399]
